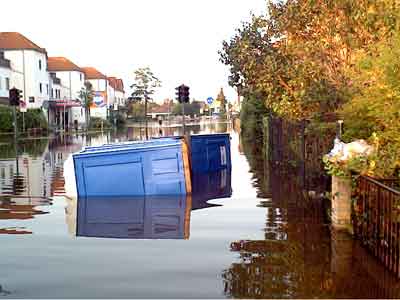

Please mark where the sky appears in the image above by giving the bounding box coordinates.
[1,0,266,103]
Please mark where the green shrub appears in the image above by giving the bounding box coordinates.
[0,106,48,133]
[89,117,112,130]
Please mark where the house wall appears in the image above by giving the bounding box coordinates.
[0,66,11,98]
[115,90,125,106]
[4,50,49,109]
[55,71,85,100]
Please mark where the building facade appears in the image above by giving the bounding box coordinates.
[82,67,108,120]
[0,51,11,104]
[0,32,50,109]
[47,57,86,130]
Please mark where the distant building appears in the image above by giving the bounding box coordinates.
[0,32,49,109]
[107,77,125,108]
[208,88,227,114]
[148,100,173,119]
[0,51,11,105]
[47,57,86,130]
[81,67,108,119]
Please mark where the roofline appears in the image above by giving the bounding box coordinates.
[47,68,84,72]
[0,47,47,55]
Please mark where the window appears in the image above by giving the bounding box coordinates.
[29,96,35,103]
[0,77,2,90]
[5,78,9,90]
[51,89,54,98]
[39,59,42,70]
[46,84,49,95]
[39,83,43,94]
[80,73,82,81]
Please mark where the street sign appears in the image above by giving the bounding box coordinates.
[207,97,214,105]
[19,100,27,113]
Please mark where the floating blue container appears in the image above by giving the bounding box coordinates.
[73,139,187,197]
[76,196,188,239]
[190,134,231,173]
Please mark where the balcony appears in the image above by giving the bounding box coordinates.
[52,77,61,85]
[0,58,10,69]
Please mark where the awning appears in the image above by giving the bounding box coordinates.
[47,99,82,108]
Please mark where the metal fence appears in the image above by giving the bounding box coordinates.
[353,175,400,278]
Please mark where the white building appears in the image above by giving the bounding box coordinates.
[0,51,11,104]
[47,57,86,130]
[0,32,49,109]
[81,67,108,120]
[108,77,126,107]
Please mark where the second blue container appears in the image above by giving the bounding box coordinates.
[190,133,231,173]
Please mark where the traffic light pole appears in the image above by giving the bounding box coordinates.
[182,102,185,135]
[13,106,18,139]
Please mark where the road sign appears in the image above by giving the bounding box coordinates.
[19,100,27,113]
[207,97,214,105]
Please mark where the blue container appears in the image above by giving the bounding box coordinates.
[190,134,231,173]
[73,139,187,197]
[76,196,188,239]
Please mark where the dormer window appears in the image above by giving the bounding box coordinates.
[39,59,42,70]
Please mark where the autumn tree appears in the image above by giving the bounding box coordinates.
[130,67,161,139]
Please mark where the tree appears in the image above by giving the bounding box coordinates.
[130,67,161,139]
[79,81,93,130]
[220,0,398,121]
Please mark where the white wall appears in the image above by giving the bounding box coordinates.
[107,84,116,106]
[115,90,125,106]
[55,71,85,100]
[4,50,49,109]
[88,78,107,92]
[0,66,11,98]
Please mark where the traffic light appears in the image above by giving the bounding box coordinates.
[175,84,190,103]
[9,88,22,106]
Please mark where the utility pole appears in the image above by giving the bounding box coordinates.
[182,101,186,135]
[144,93,149,140]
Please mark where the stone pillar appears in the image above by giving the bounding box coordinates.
[331,175,352,231]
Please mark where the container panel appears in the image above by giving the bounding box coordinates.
[83,160,145,197]
[190,134,231,173]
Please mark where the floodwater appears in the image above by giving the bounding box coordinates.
[0,121,399,299]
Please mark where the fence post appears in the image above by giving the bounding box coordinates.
[331,175,353,232]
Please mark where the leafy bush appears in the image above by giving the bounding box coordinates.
[339,33,400,178]
[89,117,112,130]
[0,106,48,133]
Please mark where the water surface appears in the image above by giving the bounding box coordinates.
[0,121,399,298]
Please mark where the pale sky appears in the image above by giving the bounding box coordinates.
[1,0,266,103]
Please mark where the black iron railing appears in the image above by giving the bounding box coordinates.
[353,175,400,278]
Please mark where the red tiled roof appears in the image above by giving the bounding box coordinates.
[48,57,82,72]
[149,102,172,114]
[81,67,107,80]
[108,76,124,92]
[116,79,124,93]
[0,32,47,54]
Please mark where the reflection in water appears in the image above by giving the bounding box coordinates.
[0,196,52,234]
[75,196,191,239]
[222,129,400,299]
[66,168,232,239]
